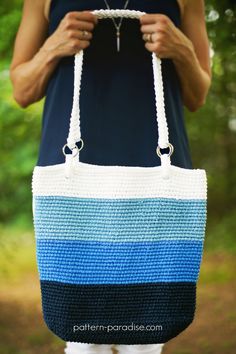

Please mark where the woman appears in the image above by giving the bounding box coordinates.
[10,0,211,353]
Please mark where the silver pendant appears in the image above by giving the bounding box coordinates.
[116,30,120,52]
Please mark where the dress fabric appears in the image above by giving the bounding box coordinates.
[36,0,193,169]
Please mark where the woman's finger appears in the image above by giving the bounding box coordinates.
[144,41,167,58]
[68,38,91,51]
[64,19,96,32]
[142,31,164,43]
[140,13,159,24]
[142,33,155,42]
[140,13,169,25]
[140,23,162,34]
[75,20,96,31]
[65,11,98,25]
[66,29,93,40]
[77,30,93,41]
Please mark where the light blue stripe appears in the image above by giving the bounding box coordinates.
[33,196,206,242]
[36,239,203,284]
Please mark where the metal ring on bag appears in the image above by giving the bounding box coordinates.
[156,142,174,157]
[62,139,84,156]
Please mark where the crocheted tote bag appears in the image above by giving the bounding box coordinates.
[32,9,207,345]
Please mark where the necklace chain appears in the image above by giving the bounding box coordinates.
[103,0,130,52]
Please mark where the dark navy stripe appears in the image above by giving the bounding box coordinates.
[40,280,196,344]
[36,239,203,283]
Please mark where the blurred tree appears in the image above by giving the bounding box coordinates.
[0,0,42,227]
[185,0,236,219]
[0,0,23,59]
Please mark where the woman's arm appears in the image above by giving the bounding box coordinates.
[140,0,211,112]
[173,0,211,112]
[10,0,98,108]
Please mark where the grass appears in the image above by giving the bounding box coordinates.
[0,226,36,283]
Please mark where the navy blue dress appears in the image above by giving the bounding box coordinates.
[37,0,193,169]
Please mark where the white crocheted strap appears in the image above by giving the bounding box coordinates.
[66,9,171,162]
[92,9,146,18]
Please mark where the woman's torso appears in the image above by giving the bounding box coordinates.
[37,0,193,168]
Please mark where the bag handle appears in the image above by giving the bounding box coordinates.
[63,9,174,172]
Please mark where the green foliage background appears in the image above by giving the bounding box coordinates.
[0,0,236,251]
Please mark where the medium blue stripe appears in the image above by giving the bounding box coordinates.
[36,239,203,284]
[33,196,206,242]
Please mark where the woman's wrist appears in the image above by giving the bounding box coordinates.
[171,37,211,111]
[172,36,195,64]
[36,44,61,67]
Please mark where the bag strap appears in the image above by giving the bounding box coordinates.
[63,9,174,171]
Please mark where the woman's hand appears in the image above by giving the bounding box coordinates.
[139,6,212,112]
[41,11,98,59]
[139,13,193,60]
[10,2,98,108]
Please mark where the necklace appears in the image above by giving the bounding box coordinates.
[103,0,130,52]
